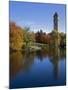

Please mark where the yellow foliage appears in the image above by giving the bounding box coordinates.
[10,22,24,50]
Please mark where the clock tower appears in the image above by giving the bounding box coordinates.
[53,12,58,31]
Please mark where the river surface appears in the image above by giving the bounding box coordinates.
[10,48,66,89]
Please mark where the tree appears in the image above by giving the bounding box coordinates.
[10,22,24,50]
[49,30,61,46]
[35,30,51,44]
[60,32,66,48]
[23,27,35,48]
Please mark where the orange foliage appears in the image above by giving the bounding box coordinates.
[10,22,24,50]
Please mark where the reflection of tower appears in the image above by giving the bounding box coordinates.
[50,48,60,79]
[53,12,58,30]
[53,55,60,80]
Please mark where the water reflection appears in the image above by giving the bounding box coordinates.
[10,47,66,86]
[10,51,23,77]
[49,47,65,80]
[49,47,60,79]
[10,51,35,77]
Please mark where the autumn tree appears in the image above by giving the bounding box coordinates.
[35,30,51,44]
[10,22,24,50]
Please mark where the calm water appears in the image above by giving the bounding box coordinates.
[10,48,66,89]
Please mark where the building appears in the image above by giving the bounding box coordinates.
[53,12,58,31]
[52,12,60,46]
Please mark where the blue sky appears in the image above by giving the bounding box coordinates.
[9,1,66,33]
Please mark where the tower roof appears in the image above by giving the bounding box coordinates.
[54,12,58,17]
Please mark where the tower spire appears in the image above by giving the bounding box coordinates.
[53,12,58,31]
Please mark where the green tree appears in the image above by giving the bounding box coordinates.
[60,32,66,48]
[23,27,35,48]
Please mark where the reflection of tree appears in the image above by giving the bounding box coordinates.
[22,52,35,71]
[60,49,66,60]
[10,51,23,78]
[10,47,66,79]
[35,47,66,63]
[36,50,46,61]
[49,47,65,80]
[10,51,35,78]
[36,47,66,79]
[49,47,60,80]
